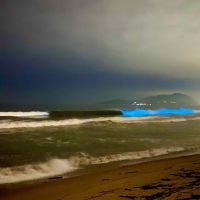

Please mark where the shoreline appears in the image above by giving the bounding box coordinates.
[1,153,200,200]
[0,148,199,187]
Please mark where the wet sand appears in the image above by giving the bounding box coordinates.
[0,154,200,200]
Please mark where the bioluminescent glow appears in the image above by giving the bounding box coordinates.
[120,108,194,117]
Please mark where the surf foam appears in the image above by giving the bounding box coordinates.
[0,159,76,184]
[0,115,200,130]
[0,147,186,184]
[68,147,185,165]
[0,111,49,118]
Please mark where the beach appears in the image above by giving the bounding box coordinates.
[1,154,200,200]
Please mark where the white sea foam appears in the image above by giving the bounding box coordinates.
[0,111,49,118]
[0,115,200,130]
[0,116,154,129]
[68,147,185,165]
[0,147,185,184]
[0,159,76,184]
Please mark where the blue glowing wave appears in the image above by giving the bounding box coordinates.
[120,108,194,117]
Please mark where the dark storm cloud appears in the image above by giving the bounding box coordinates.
[1,60,198,104]
[1,0,200,104]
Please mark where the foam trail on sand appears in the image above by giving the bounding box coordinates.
[0,147,186,184]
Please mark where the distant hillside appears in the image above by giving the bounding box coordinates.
[98,93,197,109]
[0,93,196,111]
[140,93,197,107]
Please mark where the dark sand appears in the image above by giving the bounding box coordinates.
[0,154,200,200]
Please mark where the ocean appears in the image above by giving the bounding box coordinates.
[0,110,200,185]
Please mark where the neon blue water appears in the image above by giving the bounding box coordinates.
[120,108,194,117]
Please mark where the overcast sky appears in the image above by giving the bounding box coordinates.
[1,0,200,104]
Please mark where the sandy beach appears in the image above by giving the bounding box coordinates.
[1,154,200,200]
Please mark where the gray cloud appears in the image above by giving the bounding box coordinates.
[1,0,200,103]
[2,1,200,75]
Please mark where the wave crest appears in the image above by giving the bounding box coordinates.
[0,111,48,118]
[0,159,76,184]
[0,115,200,130]
[69,147,185,165]
[0,147,185,184]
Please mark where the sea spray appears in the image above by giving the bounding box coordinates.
[0,147,185,184]
[0,159,76,184]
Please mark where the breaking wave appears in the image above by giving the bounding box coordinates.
[0,159,76,184]
[0,147,186,184]
[0,116,154,129]
[0,111,49,118]
[68,147,185,165]
[0,115,200,130]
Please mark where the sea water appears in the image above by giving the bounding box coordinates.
[0,110,200,184]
